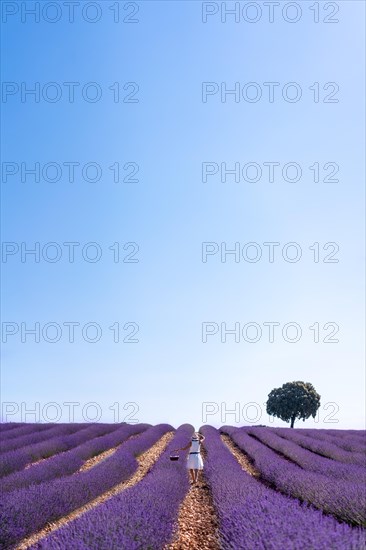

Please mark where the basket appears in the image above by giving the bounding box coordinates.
[169,454,179,461]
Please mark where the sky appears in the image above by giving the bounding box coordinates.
[1,0,365,430]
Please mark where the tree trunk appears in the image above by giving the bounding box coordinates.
[290,415,296,428]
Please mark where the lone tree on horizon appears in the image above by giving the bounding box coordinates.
[266,381,321,428]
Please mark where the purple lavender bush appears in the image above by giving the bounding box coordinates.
[0,423,126,493]
[202,426,365,550]
[0,424,170,549]
[0,423,28,436]
[0,424,55,443]
[0,424,106,478]
[31,424,193,550]
[244,427,366,483]
[0,423,85,454]
[223,426,366,527]
[272,428,366,467]
[300,430,366,453]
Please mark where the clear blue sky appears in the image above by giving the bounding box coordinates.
[1,1,365,429]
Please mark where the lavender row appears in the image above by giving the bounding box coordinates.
[0,423,25,436]
[244,427,366,484]
[272,428,366,467]
[202,426,365,550]
[223,426,366,527]
[0,423,54,443]
[315,430,366,444]
[33,424,193,550]
[0,423,86,454]
[0,424,113,478]
[0,424,172,549]
[291,428,366,447]
[300,429,366,453]
[0,423,128,493]
[317,429,365,437]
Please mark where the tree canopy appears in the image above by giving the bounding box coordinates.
[266,381,321,428]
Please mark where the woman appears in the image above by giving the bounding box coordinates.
[173,431,205,484]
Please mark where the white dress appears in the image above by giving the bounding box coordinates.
[186,439,204,470]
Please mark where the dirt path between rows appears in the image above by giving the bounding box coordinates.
[78,433,142,473]
[17,432,174,550]
[23,433,140,474]
[221,434,260,477]
[166,445,220,550]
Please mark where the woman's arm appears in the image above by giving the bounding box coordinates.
[172,442,191,452]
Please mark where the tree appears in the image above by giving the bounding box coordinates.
[266,381,321,428]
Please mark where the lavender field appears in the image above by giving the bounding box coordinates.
[0,423,365,550]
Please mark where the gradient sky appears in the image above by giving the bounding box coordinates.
[1,1,365,429]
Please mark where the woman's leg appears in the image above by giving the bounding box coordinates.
[193,469,198,483]
[195,466,203,483]
[189,469,195,482]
